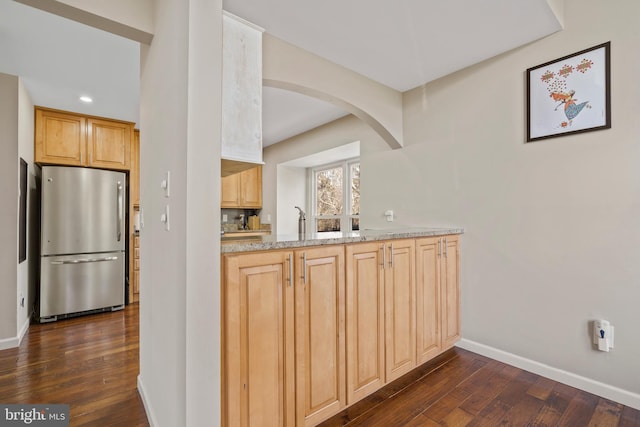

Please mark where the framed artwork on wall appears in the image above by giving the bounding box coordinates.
[19,158,27,263]
[526,42,611,142]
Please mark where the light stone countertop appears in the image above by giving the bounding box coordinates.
[220,227,464,254]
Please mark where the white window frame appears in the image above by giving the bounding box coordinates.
[309,158,360,233]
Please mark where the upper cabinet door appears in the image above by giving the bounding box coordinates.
[239,165,262,208]
[221,172,241,207]
[87,118,132,170]
[35,107,133,171]
[221,166,262,208]
[35,108,86,166]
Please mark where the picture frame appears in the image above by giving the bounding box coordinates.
[19,158,27,264]
[526,42,610,142]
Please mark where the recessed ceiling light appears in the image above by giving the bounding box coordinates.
[79,96,93,103]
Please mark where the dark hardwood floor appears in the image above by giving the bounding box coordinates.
[320,348,640,427]
[0,304,148,426]
[2,305,639,426]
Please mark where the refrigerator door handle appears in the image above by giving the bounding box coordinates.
[117,181,123,242]
[51,256,119,265]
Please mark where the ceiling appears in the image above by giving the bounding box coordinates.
[0,1,561,147]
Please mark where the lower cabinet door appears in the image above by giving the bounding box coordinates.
[415,237,442,364]
[295,246,346,426]
[384,239,416,382]
[223,251,295,427]
[441,236,461,349]
[345,242,386,404]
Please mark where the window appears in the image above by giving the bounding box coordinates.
[310,159,359,233]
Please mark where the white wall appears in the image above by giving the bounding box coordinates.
[56,0,154,34]
[362,0,640,406]
[263,115,388,234]
[138,0,188,423]
[275,166,306,235]
[138,0,222,425]
[16,0,154,44]
[0,73,19,346]
[17,78,34,343]
[263,34,403,149]
[263,0,640,410]
[184,0,222,425]
[23,1,222,424]
[0,73,33,350]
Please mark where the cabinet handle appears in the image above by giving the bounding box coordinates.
[438,239,442,258]
[287,254,293,287]
[302,252,307,284]
[389,243,394,269]
[381,244,386,269]
[444,237,448,258]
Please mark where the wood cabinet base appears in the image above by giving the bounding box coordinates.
[222,236,460,427]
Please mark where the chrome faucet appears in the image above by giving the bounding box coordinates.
[295,206,306,236]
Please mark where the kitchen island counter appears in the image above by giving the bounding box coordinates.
[222,227,463,424]
[221,227,463,253]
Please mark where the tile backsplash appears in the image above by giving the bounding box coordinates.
[222,208,260,231]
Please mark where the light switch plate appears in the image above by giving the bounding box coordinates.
[161,171,171,198]
[161,205,170,231]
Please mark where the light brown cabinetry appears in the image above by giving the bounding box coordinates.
[415,236,460,364]
[345,240,416,404]
[132,233,140,303]
[131,130,140,205]
[294,246,346,426]
[221,165,262,208]
[86,117,131,170]
[223,250,295,427]
[35,107,133,170]
[384,239,416,383]
[223,246,346,427]
[129,130,140,304]
[222,234,460,426]
[345,242,386,404]
[35,108,85,166]
[441,236,461,348]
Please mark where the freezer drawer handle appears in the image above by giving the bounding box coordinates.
[51,256,119,265]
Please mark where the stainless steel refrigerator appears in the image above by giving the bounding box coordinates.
[39,166,126,321]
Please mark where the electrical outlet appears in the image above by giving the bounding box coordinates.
[593,320,614,352]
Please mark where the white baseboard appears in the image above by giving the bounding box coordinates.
[17,316,30,346]
[138,375,159,427]
[0,336,19,351]
[0,315,32,351]
[456,338,640,411]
